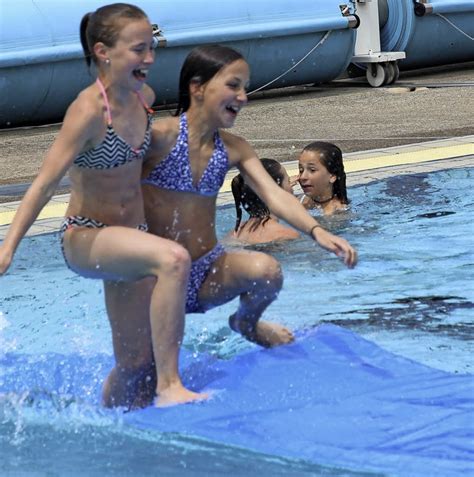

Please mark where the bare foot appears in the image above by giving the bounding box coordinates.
[155,383,209,408]
[229,315,294,348]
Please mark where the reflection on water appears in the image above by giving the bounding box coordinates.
[415,210,456,219]
[328,295,474,339]
[0,412,372,477]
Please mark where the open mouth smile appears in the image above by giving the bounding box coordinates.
[133,68,149,80]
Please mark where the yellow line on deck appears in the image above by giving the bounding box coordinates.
[1,142,472,227]
[222,143,474,191]
[339,143,471,173]
[0,202,69,226]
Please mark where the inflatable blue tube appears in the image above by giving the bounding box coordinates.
[0,0,355,127]
[431,0,474,14]
[381,0,474,69]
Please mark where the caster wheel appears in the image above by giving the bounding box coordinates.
[391,62,400,84]
[383,62,396,85]
[366,63,386,87]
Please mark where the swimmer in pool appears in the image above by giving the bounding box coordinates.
[228,158,300,245]
[298,142,350,215]
[0,3,207,409]
[104,46,357,399]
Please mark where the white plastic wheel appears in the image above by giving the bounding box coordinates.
[366,63,386,87]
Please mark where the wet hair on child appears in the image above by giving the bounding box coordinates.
[232,158,286,232]
[302,141,349,204]
[175,44,244,115]
[80,3,148,68]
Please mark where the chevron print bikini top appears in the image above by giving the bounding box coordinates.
[74,78,153,169]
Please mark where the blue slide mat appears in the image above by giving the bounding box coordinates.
[126,324,474,476]
[1,324,473,475]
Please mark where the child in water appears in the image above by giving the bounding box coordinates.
[229,158,300,245]
[298,141,350,215]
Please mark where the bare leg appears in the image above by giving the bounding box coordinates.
[198,249,294,347]
[147,249,208,407]
[63,226,208,407]
[102,278,156,409]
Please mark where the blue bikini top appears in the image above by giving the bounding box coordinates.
[143,113,229,196]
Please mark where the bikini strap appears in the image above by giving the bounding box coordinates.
[136,89,154,114]
[95,78,113,125]
[180,113,188,136]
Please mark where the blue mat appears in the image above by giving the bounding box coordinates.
[125,324,474,476]
[1,324,472,475]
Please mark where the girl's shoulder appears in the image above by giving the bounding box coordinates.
[233,219,300,245]
[266,221,300,241]
[219,130,255,165]
[60,86,105,140]
[299,195,312,209]
[219,129,247,148]
[141,84,155,106]
[325,199,349,215]
[152,114,179,134]
[150,115,180,152]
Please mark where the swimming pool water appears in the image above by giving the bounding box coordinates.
[0,166,473,475]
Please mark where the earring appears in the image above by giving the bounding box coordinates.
[105,59,110,65]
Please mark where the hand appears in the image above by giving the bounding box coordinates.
[289,175,299,188]
[0,245,13,275]
[312,227,357,268]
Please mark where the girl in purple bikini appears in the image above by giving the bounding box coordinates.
[105,44,357,404]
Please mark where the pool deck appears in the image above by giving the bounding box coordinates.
[0,63,473,239]
[1,136,472,239]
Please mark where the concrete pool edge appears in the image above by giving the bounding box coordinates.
[0,136,472,237]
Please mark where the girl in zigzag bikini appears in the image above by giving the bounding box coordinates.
[0,3,207,409]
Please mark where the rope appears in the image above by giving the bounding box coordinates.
[247,136,457,142]
[247,30,332,96]
[436,13,474,41]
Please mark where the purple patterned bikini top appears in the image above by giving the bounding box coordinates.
[143,113,229,197]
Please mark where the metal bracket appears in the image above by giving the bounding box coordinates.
[151,24,167,48]
[413,1,434,16]
[340,4,360,28]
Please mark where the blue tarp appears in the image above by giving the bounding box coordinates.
[1,324,473,475]
[126,325,474,476]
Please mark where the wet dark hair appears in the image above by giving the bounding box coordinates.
[232,159,286,232]
[174,44,244,116]
[80,3,148,68]
[302,141,350,204]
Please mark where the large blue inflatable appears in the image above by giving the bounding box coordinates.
[2,1,473,126]
[0,0,356,127]
[381,0,474,69]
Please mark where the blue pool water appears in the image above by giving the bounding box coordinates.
[0,166,473,476]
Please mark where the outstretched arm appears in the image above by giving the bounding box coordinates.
[0,100,95,275]
[236,143,357,268]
